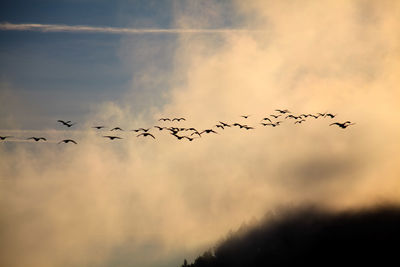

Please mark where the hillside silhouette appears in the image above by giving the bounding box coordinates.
[180,205,400,267]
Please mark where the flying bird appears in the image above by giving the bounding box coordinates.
[329,122,355,129]
[190,131,202,137]
[58,139,77,144]
[154,126,165,131]
[232,123,245,128]
[219,121,231,127]
[325,113,337,118]
[103,136,122,140]
[27,137,47,142]
[172,118,186,122]
[0,136,13,140]
[270,114,281,118]
[137,133,155,139]
[295,119,306,124]
[110,127,123,131]
[58,120,75,127]
[243,126,254,130]
[261,117,272,122]
[92,126,106,130]
[137,128,150,132]
[200,129,218,134]
[215,124,225,129]
[286,114,301,119]
[159,118,171,121]
[241,115,250,119]
[275,109,291,114]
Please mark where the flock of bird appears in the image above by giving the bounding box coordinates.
[0,109,355,145]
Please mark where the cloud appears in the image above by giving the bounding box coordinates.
[1,1,400,267]
[0,22,252,34]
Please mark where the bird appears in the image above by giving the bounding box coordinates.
[243,126,254,130]
[325,113,337,118]
[219,121,231,127]
[261,117,272,122]
[92,126,106,130]
[295,119,306,124]
[232,123,245,128]
[183,136,195,141]
[190,131,202,137]
[57,120,71,126]
[159,118,171,121]
[215,124,225,129]
[27,137,47,142]
[154,126,165,131]
[275,109,290,114]
[262,123,278,127]
[200,129,218,134]
[110,127,123,131]
[329,122,355,129]
[172,118,186,122]
[0,136,13,140]
[170,132,186,140]
[286,114,301,120]
[58,120,75,127]
[58,139,77,144]
[137,128,150,132]
[103,136,122,140]
[270,114,281,118]
[241,115,250,119]
[137,133,155,139]
[185,127,198,132]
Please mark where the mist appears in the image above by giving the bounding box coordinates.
[1,1,400,266]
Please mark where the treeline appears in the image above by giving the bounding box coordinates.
[180,204,400,267]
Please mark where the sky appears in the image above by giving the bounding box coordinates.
[1,0,400,266]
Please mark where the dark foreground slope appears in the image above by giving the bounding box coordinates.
[180,205,400,267]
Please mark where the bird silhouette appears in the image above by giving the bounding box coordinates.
[215,124,225,129]
[103,136,122,140]
[232,123,245,128]
[286,114,301,120]
[172,118,186,122]
[59,120,75,127]
[325,113,337,118]
[92,126,106,130]
[185,127,198,132]
[154,126,165,131]
[159,118,171,121]
[270,114,281,118]
[275,109,290,114]
[261,117,272,122]
[200,129,218,134]
[219,121,231,127]
[329,122,355,129]
[58,139,77,144]
[295,119,306,124]
[137,128,150,132]
[137,133,155,139]
[241,115,250,119]
[190,131,202,137]
[243,126,254,130]
[27,137,47,142]
[110,127,123,131]
[0,136,13,140]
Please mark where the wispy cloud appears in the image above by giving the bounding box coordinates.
[0,22,251,34]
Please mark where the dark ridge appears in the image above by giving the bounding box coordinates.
[180,204,400,267]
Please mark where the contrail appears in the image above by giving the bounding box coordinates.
[0,22,253,34]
